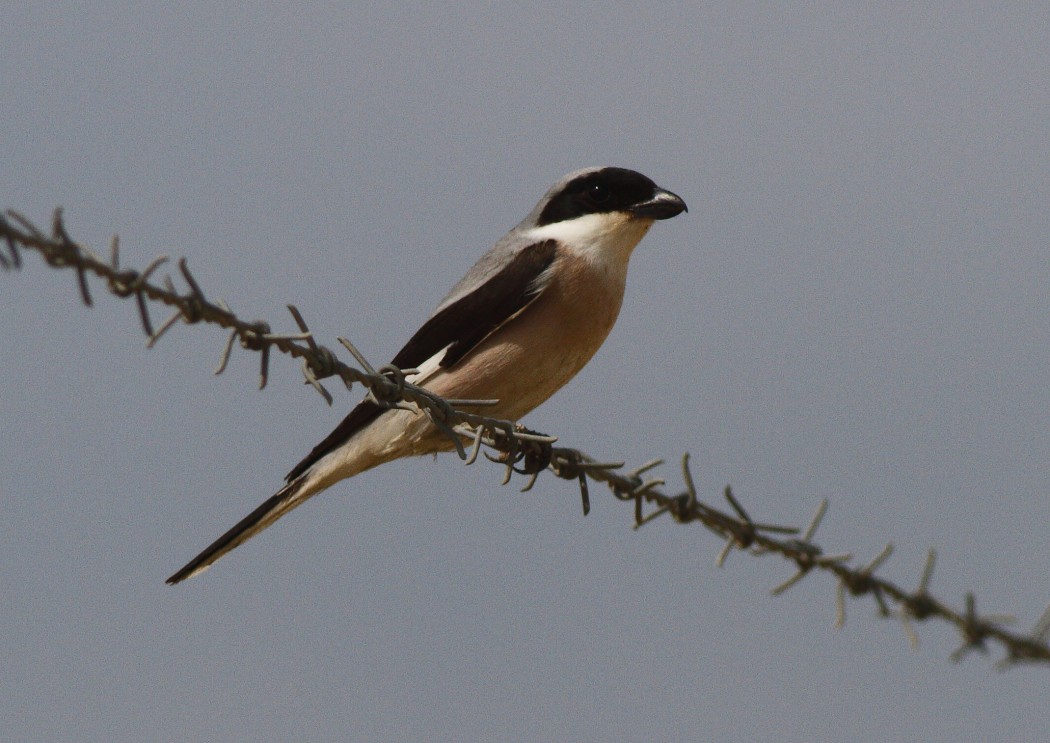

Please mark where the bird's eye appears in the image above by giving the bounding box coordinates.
[587,182,611,204]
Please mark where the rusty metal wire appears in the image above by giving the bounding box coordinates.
[3,208,1048,669]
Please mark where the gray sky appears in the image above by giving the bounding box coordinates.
[3,4,1049,741]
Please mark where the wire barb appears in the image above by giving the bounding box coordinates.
[0,213,22,269]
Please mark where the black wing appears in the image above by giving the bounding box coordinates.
[284,239,558,482]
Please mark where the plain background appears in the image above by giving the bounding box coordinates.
[3,4,1049,741]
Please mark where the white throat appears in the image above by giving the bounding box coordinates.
[524,212,653,280]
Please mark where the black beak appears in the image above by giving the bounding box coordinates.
[630,187,688,220]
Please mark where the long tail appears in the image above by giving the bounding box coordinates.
[166,478,310,584]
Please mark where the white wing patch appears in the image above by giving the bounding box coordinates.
[405,346,449,387]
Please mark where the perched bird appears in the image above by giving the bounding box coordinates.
[167,166,686,583]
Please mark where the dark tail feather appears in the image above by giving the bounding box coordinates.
[166,478,307,584]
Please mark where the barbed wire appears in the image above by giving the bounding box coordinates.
[3,207,1048,669]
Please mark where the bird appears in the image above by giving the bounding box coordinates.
[166,166,687,583]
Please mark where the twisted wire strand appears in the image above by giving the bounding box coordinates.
[3,208,1047,668]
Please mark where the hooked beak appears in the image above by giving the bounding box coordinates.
[629,187,688,220]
